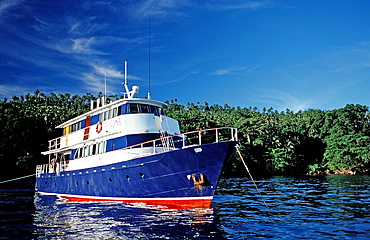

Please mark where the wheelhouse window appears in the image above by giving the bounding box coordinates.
[141,104,149,113]
[129,103,140,113]
[127,103,164,116]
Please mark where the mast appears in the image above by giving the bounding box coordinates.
[123,60,130,94]
[123,60,139,99]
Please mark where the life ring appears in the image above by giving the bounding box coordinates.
[96,122,103,133]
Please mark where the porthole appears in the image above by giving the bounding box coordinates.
[76,182,79,186]
[86,181,90,185]
[140,173,144,177]
[108,178,113,182]
[126,175,130,180]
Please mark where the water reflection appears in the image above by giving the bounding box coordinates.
[1,176,369,239]
[33,195,225,239]
[213,175,370,239]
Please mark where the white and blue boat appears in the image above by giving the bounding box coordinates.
[35,61,238,209]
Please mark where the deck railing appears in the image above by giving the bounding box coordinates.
[122,127,238,156]
[36,127,238,176]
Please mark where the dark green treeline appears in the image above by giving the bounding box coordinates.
[165,100,370,177]
[1,91,370,180]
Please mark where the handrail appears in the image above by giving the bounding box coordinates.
[36,127,238,176]
[122,127,238,151]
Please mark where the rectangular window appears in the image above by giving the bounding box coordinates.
[83,146,88,157]
[149,105,158,116]
[129,103,139,113]
[92,144,97,155]
[108,109,113,119]
[98,141,106,154]
[141,104,149,113]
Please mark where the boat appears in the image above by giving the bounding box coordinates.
[35,61,239,209]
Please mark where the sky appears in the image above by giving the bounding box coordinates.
[1,0,370,112]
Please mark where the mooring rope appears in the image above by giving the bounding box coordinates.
[0,174,36,184]
[235,146,270,213]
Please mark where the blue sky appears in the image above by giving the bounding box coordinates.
[1,0,370,112]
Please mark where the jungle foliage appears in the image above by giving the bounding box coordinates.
[1,91,370,180]
[164,100,370,177]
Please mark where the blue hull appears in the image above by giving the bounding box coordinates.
[36,141,237,207]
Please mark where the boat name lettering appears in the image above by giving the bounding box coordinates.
[104,118,121,129]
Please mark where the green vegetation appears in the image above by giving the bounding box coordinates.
[1,91,370,180]
[0,91,95,180]
[164,100,370,177]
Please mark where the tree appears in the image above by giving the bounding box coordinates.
[323,134,370,174]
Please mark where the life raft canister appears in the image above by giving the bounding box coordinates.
[96,122,103,133]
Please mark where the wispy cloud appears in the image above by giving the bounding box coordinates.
[278,42,370,106]
[79,62,145,94]
[71,37,107,54]
[90,64,123,79]
[153,70,199,85]
[211,65,259,75]
[68,16,109,36]
[128,0,269,21]
[0,0,23,19]
[253,89,314,112]
[204,0,270,12]
[129,0,190,20]
[0,84,29,98]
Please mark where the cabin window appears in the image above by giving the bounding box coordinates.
[126,103,164,116]
[140,104,149,113]
[98,141,106,154]
[88,145,93,156]
[92,145,97,155]
[74,141,106,159]
[99,107,120,122]
[71,122,82,132]
[149,105,158,115]
[83,146,89,157]
[74,148,81,159]
[67,122,83,133]
[129,103,139,113]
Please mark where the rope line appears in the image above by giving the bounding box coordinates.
[0,174,36,184]
[235,146,270,213]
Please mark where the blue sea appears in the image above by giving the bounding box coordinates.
[1,176,369,239]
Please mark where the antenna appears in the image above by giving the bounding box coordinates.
[148,17,151,99]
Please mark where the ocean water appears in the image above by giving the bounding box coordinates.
[0,176,369,239]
